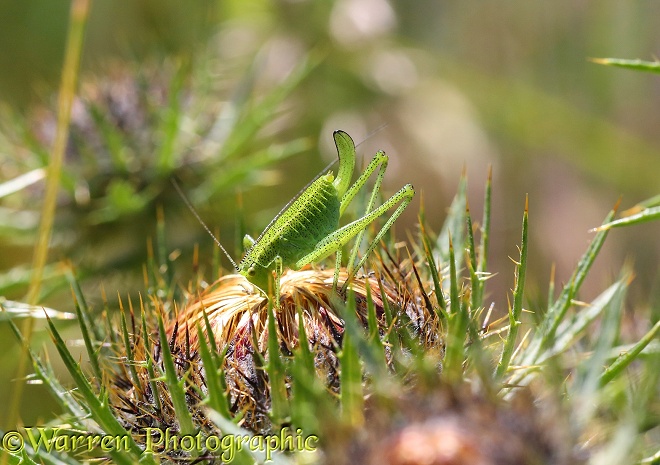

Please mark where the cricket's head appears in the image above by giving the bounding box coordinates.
[239,261,271,295]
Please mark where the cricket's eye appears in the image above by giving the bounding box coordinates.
[247,265,256,277]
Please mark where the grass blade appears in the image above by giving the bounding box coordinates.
[0,168,45,199]
[443,233,467,380]
[574,270,627,425]
[267,301,289,424]
[64,265,103,341]
[294,306,315,374]
[476,165,492,305]
[140,303,162,414]
[71,297,103,386]
[45,315,143,461]
[156,313,195,436]
[365,281,387,375]
[590,57,660,74]
[6,0,91,439]
[552,278,629,361]
[419,210,447,315]
[466,200,480,312]
[339,292,364,427]
[289,306,335,434]
[622,193,660,215]
[120,307,143,398]
[600,318,660,388]
[196,323,231,418]
[518,202,618,371]
[0,299,74,321]
[378,279,401,356]
[496,196,528,378]
[26,0,89,304]
[596,205,660,231]
[508,275,631,390]
[8,320,90,421]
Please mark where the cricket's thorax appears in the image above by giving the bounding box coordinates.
[239,173,340,286]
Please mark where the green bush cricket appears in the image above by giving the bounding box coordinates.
[176,130,414,304]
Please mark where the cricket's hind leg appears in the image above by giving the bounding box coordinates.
[294,183,415,294]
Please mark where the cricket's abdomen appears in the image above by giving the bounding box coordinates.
[242,173,340,270]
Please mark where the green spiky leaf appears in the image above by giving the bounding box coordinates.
[596,205,660,231]
[44,316,143,462]
[156,314,195,437]
[266,301,289,425]
[590,57,660,74]
[496,196,528,378]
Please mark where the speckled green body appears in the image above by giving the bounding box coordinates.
[236,130,414,298]
[238,172,341,291]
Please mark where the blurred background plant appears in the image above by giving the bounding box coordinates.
[0,0,659,454]
[3,1,660,309]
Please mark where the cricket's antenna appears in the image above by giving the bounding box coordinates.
[171,178,239,271]
[355,122,389,149]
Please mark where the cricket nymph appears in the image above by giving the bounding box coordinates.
[179,130,414,302]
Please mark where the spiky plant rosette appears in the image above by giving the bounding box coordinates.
[107,258,441,460]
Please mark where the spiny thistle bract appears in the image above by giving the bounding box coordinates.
[6,173,660,464]
[108,265,441,460]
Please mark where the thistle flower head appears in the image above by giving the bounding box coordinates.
[105,262,440,460]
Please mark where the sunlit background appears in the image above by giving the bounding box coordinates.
[1,0,659,425]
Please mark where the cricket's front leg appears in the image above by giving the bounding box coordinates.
[273,256,283,308]
[333,249,343,294]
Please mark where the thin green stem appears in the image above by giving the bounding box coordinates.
[496,195,528,378]
[5,0,90,438]
[476,165,492,305]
